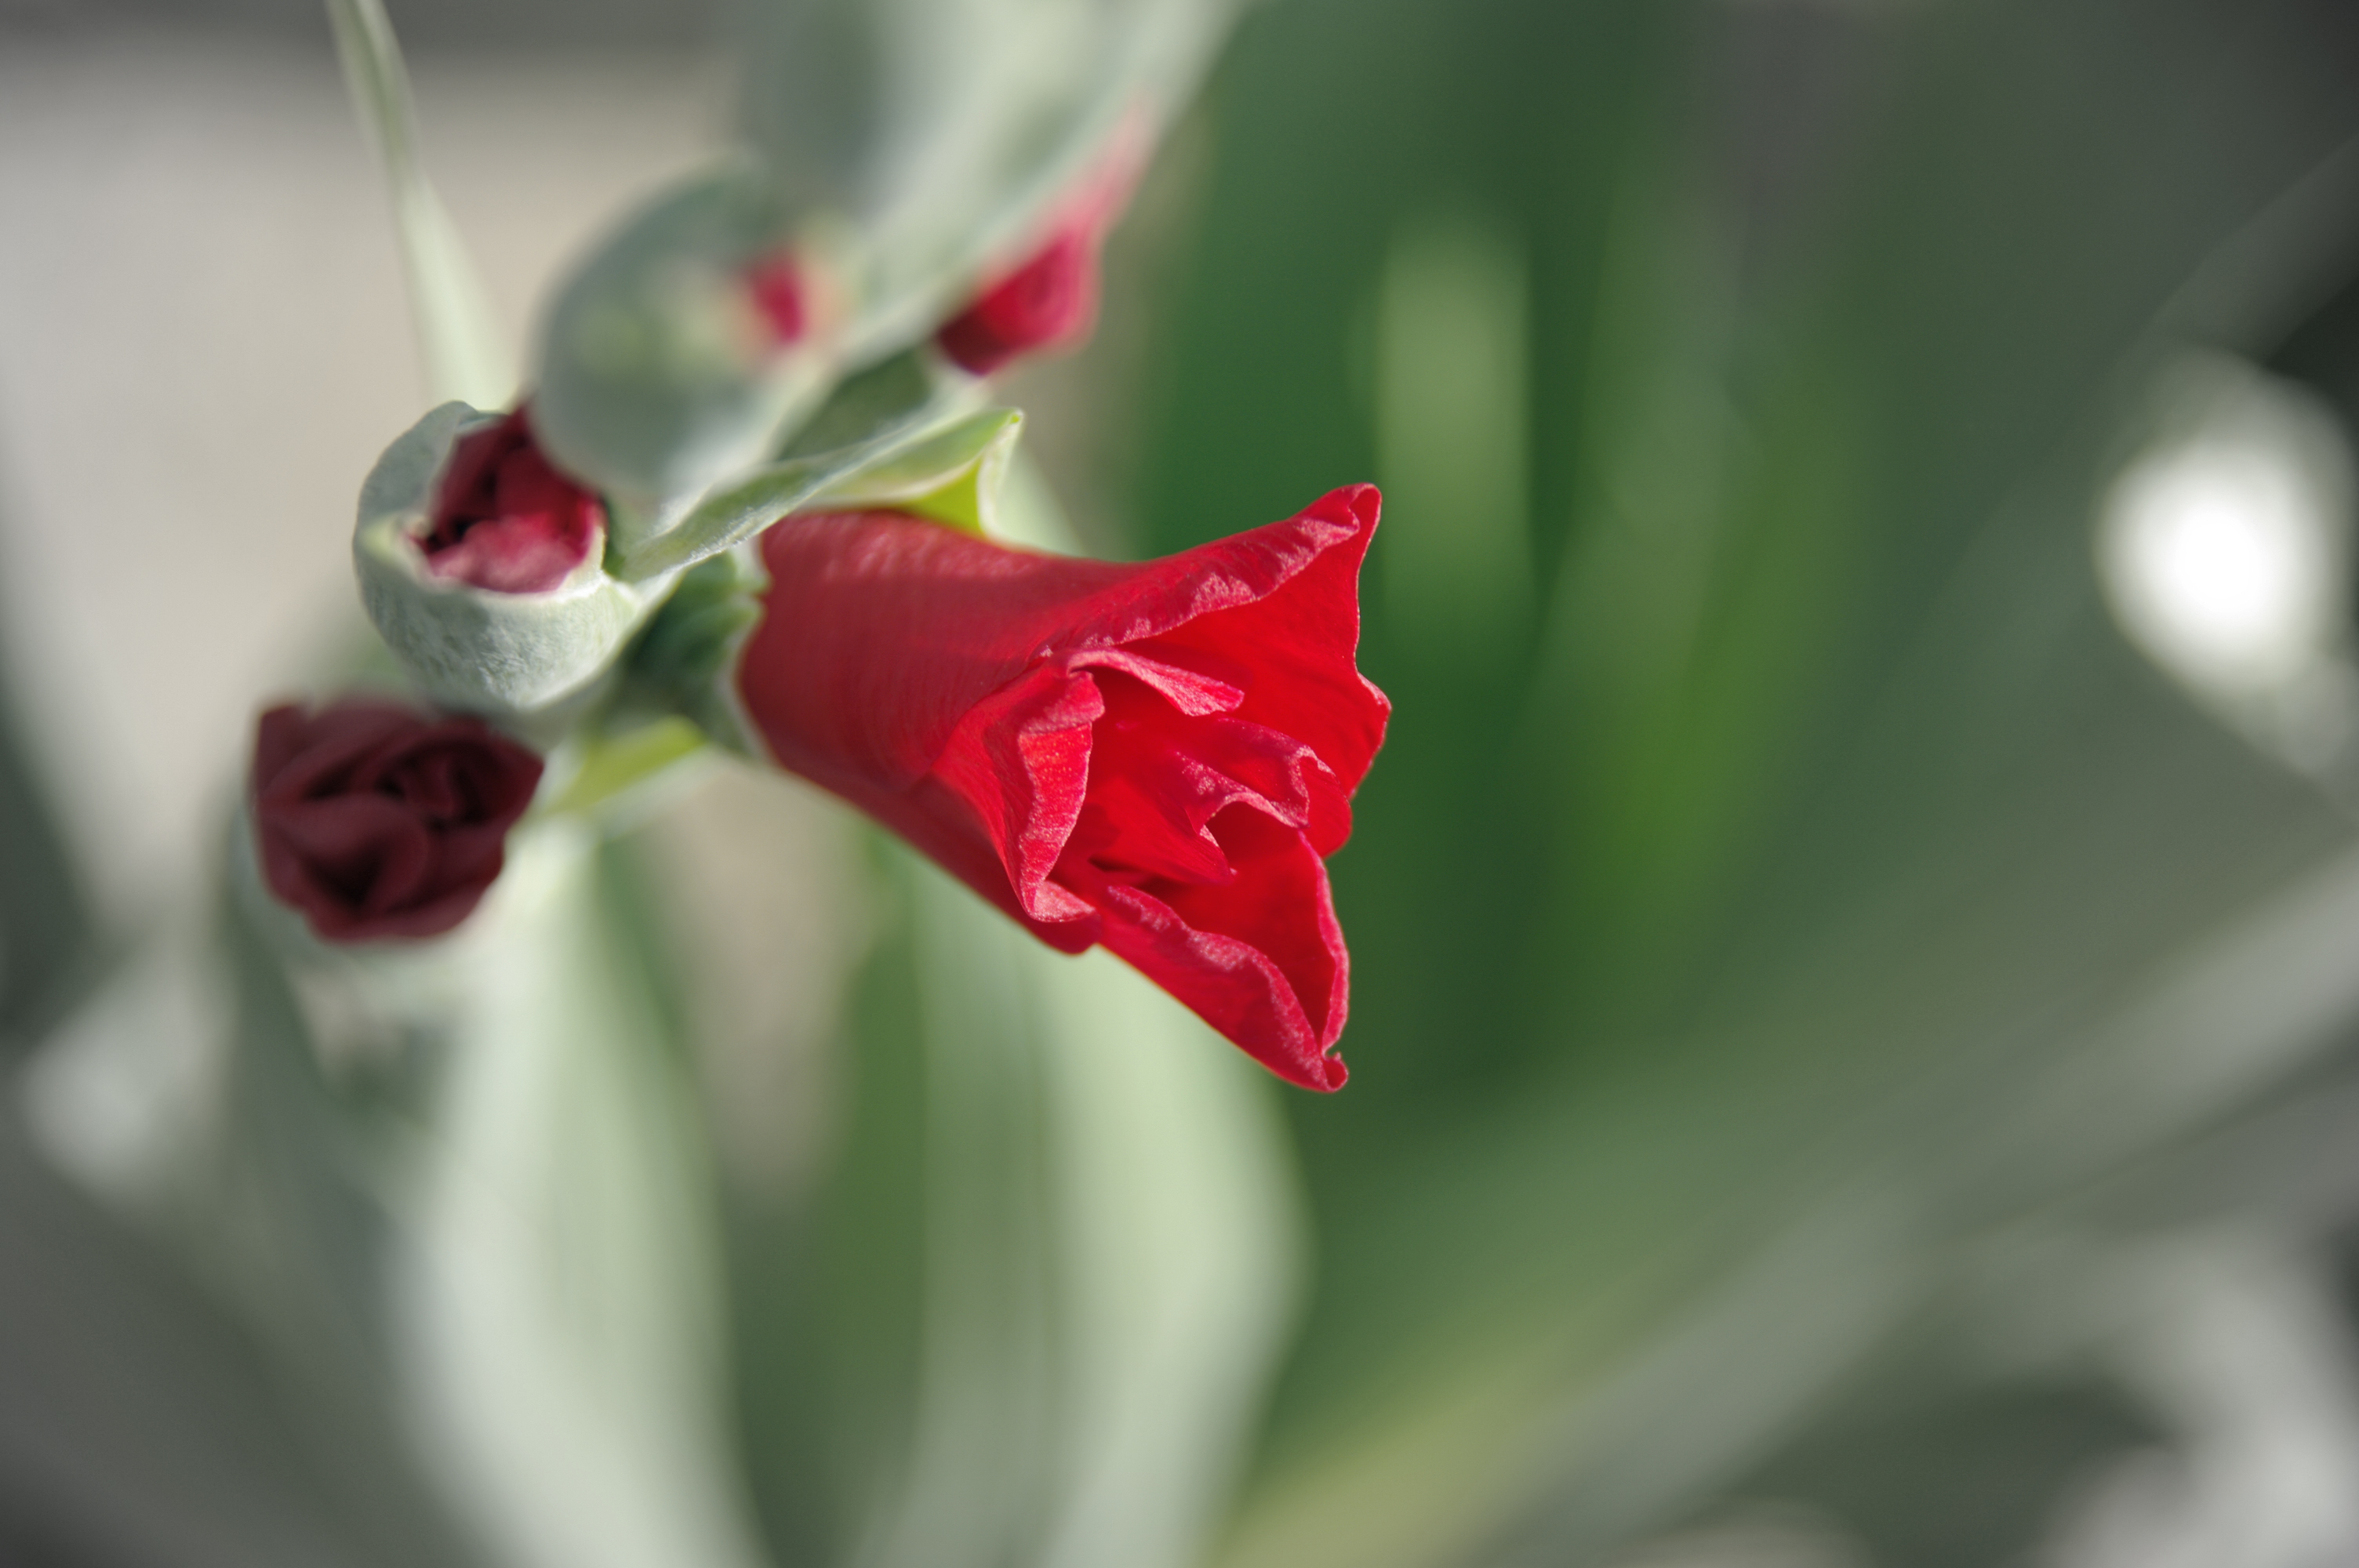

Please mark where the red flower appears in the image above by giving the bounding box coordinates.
[420,408,604,594]
[251,701,543,942]
[737,485,1387,1090]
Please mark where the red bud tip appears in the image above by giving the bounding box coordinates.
[745,252,810,347]
[421,408,604,595]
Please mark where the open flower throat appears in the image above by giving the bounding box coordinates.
[737,485,1387,1091]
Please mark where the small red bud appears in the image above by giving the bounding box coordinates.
[744,252,810,347]
[936,218,1106,376]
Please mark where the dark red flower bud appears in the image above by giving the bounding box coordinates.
[936,216,1108,376]
[420,408,605,595]
[736,485,1388,1091]
[251,701,543,942]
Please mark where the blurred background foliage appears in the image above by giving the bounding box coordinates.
[11,0,2359,1566]
[1115,0,2359,1559]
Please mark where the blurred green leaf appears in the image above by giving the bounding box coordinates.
[533,168,832,516]
[23,818,765,1568]
[325,0,514,409]
[0,1100,482,1568]
[378,822,764,1568]
[1120,0,2359,1562]
[0,688,96,1058]
[727,838,1303,1568]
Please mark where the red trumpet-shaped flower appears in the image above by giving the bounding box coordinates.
[737,485,1388,1091]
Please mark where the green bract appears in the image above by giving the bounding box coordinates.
[809,406,1024,535]
[608,351,998,579]
[353,402,669,717]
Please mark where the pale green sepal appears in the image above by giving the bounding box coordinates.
[325,0,514,408]
[615,405,990,580]
[354,404,669,716]
[616,550,769,754]
[809,408,1023,536]
[533,165,838,524]
[615,449,874,581]
[609,345,980,579]
[358,398,472,524]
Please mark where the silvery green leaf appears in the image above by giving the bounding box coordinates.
[354,402,669,716]
[729,841,1299,1568]
[613,382,989,579]
[739,0,1237,360]
[0,1095,484,1568]
[325,0,514,408]
[532,166,837,520]
[377,821,767,1568]
[139,816,771,1568]
[614,446,887,581]
[777,344,972,459]
[808,407,1023,535]
[534,0,1233,520]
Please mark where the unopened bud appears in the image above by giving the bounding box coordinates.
[354,402,667,716]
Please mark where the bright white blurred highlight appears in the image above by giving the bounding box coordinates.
[2098,358,2359,771]
[2105,444,2333,691]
